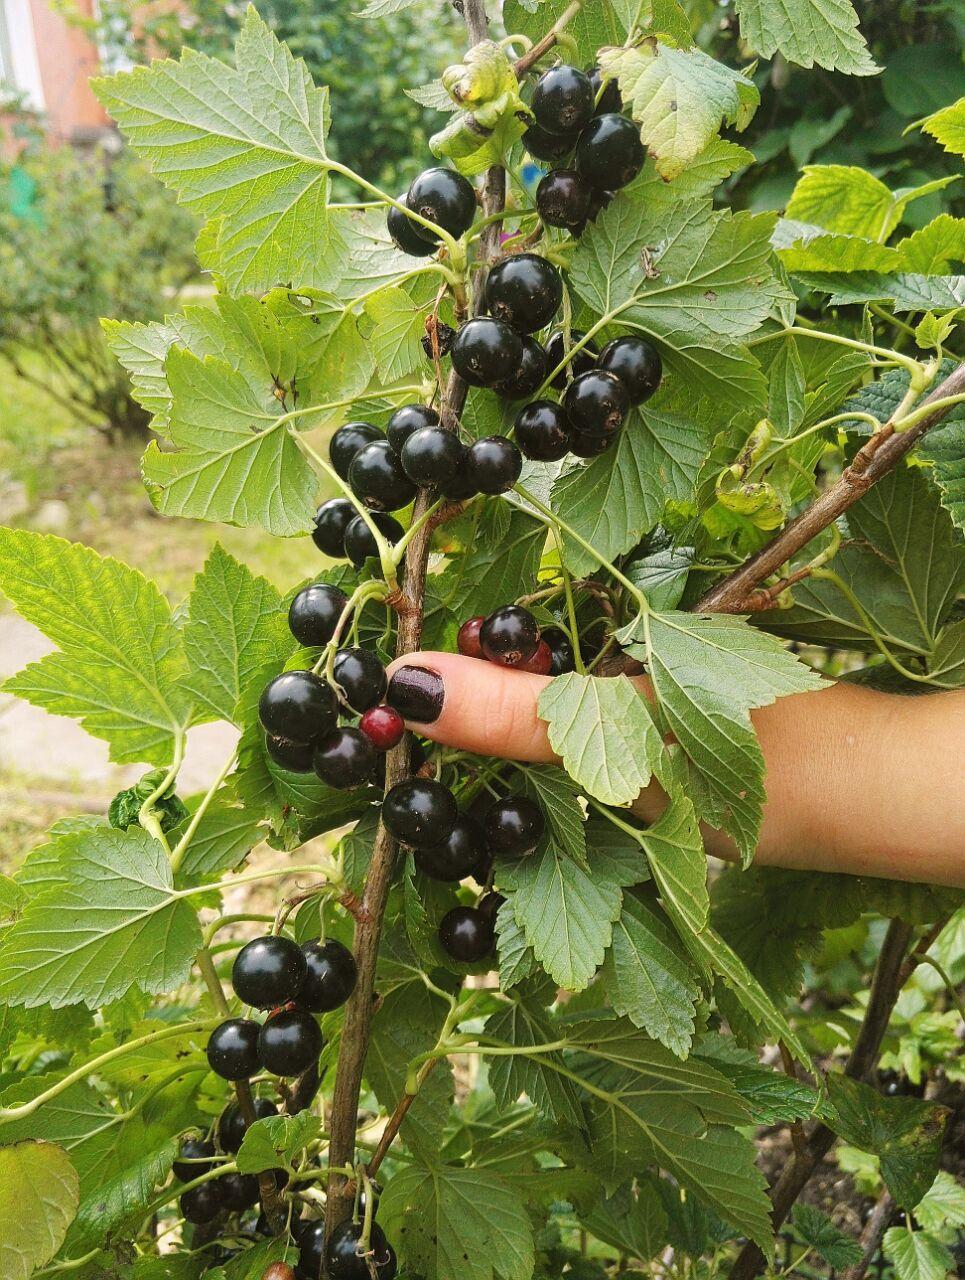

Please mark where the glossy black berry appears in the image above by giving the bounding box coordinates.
[257,1009,323,1077]
[259,671,338,744]
[333,648,387,713]
[299,939,358,1013]
[457,615,485,659]
[523,121,579,162]
[173,1136,217,1182]
[415,815,486,882]
[400,425,465,488]
[218,1171,260,1212]
[359,704,405,751]
[218,1098,277,1153]
[207,1019,262,1081]
[546,329,599,389]
[563,369,629,436]
[312,498,355,558]
[599,335,662,405]
[484,253,563,334]
[343,512,404,569]
[442,466,480,502]
[451,317,523,388]
[289,583,348,648]
[480,605,541,667]
[296,1222,326,1280]
[329,422,383,481]
[576,113,645,189]
[387,197,436,257]
[570,429,612,458]
[531,64,595,135]
[232,935,307,1010]
[515,400,573,461]
[439,906,495,963]
[265,734,314,773]
[478,891,506,919]
[349,440,417,512]
[543,626,576,675]
[466,436,522,495]
[181,1182,222,1225]
[386,403,440,453]
[485,794,545,856]
[313,727,377,790]
[536,169,593,229]
[493,335,548,401]
[406,167,476,242]
[588,64,622,115]
[382,777,458,847]
[326,1219,392,1280]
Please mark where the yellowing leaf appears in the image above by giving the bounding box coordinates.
[0,1142,79,1280]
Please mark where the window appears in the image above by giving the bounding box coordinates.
[0,0,46,110]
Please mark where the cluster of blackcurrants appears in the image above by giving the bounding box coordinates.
[206,935,357,1085]
[173,1096,288,1225]
[457,603,574,676]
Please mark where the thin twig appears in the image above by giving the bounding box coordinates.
[840,1191,894,1280]
[513,1,583,76]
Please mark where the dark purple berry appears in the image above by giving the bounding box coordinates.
[514,400,573,461]
[480,606,541,667]
[232,935,307,1010]
[599,335,662,405]
[329,422,382,481]
[523,121,579,162]
[382,778,458,847]
[257,1009,324,1077]
[493,335,548,400]
[386,404,439,453]
[313,727,377,790]
[207,1019,261,1081]
[485,794,545,856]
[400,425,466,488]
[563,369,629,436]
[349,440,417,512]
[312,498,355,558]
[219,1098,277,1153]
[531,64,595,135]
[333,648,387,713]
[343,512,404,569]
[388,196,436,257]
[588,64,622,114]
[484,253,563,334]
[173,1137,217,1182]
[299,939,358,1013]
[181,1183,222,1225]
[465,436,522,495]
[258,671,338,745]
[576,113,645,189]
[536,169,593,229]
[439,906,494,963]
[289,583,348,648]
[415,815,486,882]
[406,167,476,242]
[451,317,523,388]
[266,734,315,774]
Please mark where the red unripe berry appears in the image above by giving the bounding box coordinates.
[521,640,553,675]
[457,616,485,659]
[359,705,405,751]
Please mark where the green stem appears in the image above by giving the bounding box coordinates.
[169,749,238,875]
[316,580,390,683]
[325,159,462,263]
[750,326,923,379]
[391,497,445,561]
[555,530,586,674]
[534,300,634,396]
[811,568,931,675]
[138,732,185,854]
[892,392,965,433]
[203,913,275,947]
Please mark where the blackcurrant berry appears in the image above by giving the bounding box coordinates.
[173,1136,217,1182]
[299,939,358,1013]
[415,815,486,882]
[349,441,417,512]
[588,64,622,114]
[531,64,595,135]
[465,436,522,495]
[232,935,307,1010]
[217,1171,260,1212]
[477,891,506,919]
[546,329,599,389]
[359,705,405,751]
[422,321,456,360]
[257,1009,324,1077]
[382,778,458,847]
[218,1098,277,1153]
[480,606,541,667]
[406,167,476,242]
[563,369,629,436]
[439,905,495,963]
[576,113,645,189]
[295,1222,326,1280]
[387,197,436,257]
[313,727,377,790]
[343,512,404,569]
[379,1245,398,1280]
[451,317,523,388]
[386,403,440,453]
[329,422,383,481]
[536,169,593,229]
[570,429,612,458]
[514,400,573,461]
[181,1183,222,1225]
[312,498,355,558]
[400,425,465,488]
[484,253,563,334]
[289,583,348,648]
[493,335,548,400]
[265,733,314,773]
[259,671,338,744]
[326,1219,392,1280]
[457,616,485,659]
[543,626,576,675]
[442,466,480,502]
[521,639,553,675]
[207,1019,262,1081]
[599,335,662,405]
[485,795,545,856]
[523,121,579,162]
[333,648,387,713]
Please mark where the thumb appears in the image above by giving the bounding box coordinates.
[384,651,560,763]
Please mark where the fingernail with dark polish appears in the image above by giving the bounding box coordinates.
[386,665,444,723]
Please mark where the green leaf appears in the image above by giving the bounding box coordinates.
[637,792,709,935]
[66,1141,176,1251]
[485,993,585,1127]
[735,0,877,75]
[0,827,201,1008]
[183,545,291,724]
[520,765,588,868]
[793,271,965,313]
[883,1226,954,1280]
[827,1076,949,1210]
[364,285,431,381]
[495,899,537,990]
[173,797,265,885]
[338,806,381,895]
[0,1141,79,1280]
[696,1034,821,1124]
[581,1179,669,1263]
[774,222,903,274]
[537,674,662,806]
[502,0,623,66]
[236,1112,320,1173]
[0,529,190,766]
[618,611,823,861]
[921,99,965,158]
[897,216,965,274]
[784,165,944,241]
[625,540,696,611]
[599,42,757,181]
[93,7,333,293]
[601,894,699,1058]
[792,1204,863,1269]
[142,348,319,536]
[380,1163,535,1280]
[915,1171,965,1234]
